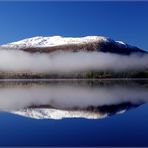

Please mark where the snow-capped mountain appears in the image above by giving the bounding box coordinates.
[1,36,109,48]
[1,35,146,55]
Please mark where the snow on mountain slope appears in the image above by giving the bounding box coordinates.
[1,35,145,55]
[11,108,108,120]
[1,35,123,49]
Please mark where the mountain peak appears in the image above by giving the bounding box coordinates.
[1,35,146,55]
[1,35,110,49]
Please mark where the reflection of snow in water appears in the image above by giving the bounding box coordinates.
[12,108,108,120]
[0,80,147,119]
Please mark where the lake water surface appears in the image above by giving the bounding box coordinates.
[0,79,148,146]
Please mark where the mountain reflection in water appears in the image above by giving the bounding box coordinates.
[0,80,147,120]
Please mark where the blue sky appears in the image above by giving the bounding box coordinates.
[0,2,148,51]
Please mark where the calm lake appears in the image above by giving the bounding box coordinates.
[0,79,148,146]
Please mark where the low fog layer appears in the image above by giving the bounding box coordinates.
[0,49,147,73]
[0,82,147,110]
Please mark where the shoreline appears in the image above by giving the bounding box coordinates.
[0,78,148,82]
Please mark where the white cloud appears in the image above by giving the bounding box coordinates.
[0,49,147,73]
